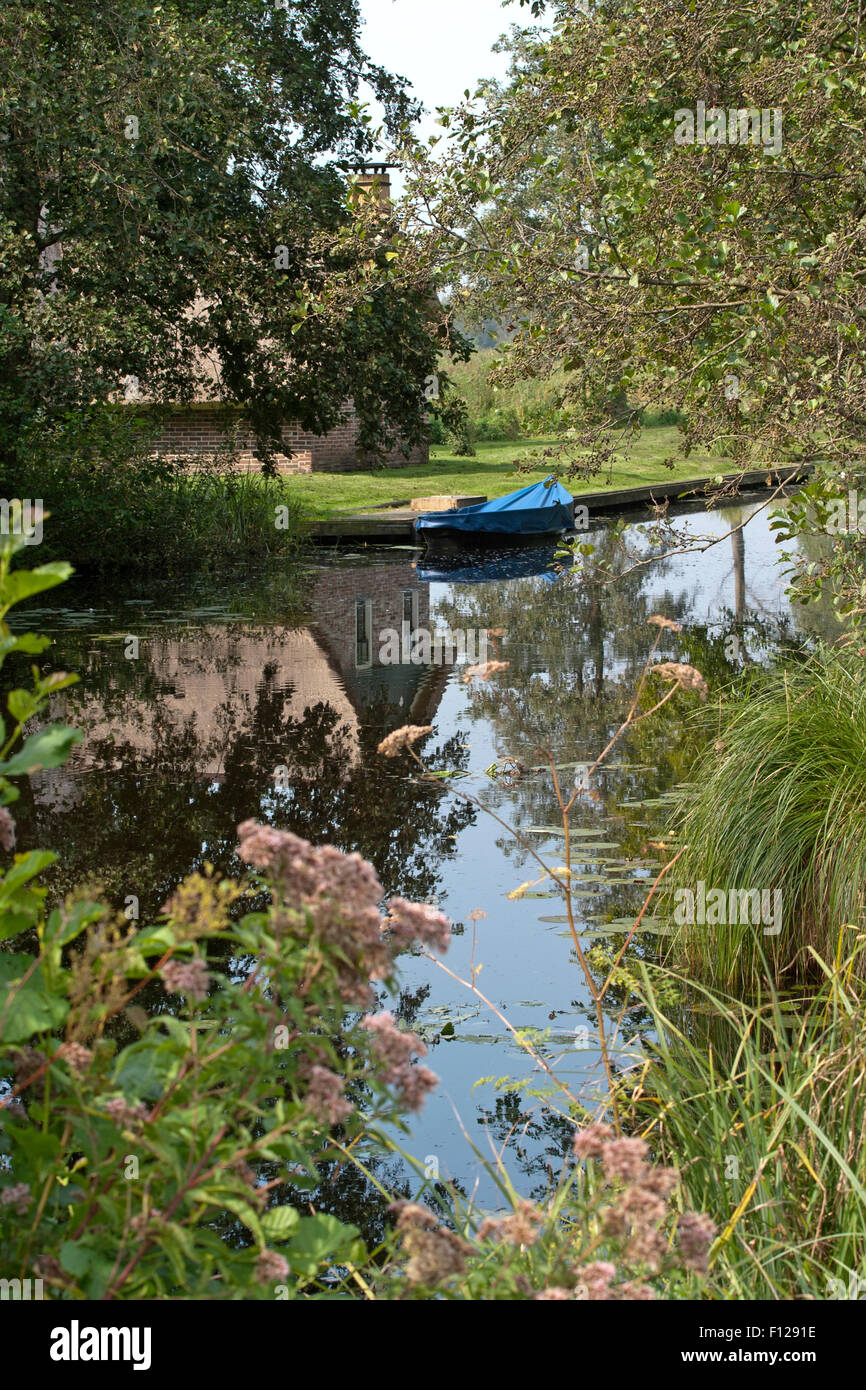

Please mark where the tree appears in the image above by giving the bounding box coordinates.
[403,0,866,478]
[0,0,468,474]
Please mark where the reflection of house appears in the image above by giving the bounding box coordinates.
[30,559,450,808]
[307,561,451,732]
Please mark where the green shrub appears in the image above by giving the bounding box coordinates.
[4,445,305,576]
[639,407,686,428]
[662,646,866,992]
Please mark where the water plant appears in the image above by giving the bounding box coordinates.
[625,948,866,1299]
[663,643,866,992]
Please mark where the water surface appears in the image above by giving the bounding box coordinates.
[14,494,831,1212]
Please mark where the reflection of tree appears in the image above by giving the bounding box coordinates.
[431,514,824,1019]
[474,1091,576,1203]
[732,525,745,622]
[16,633,475,920]
[436,524,685,759]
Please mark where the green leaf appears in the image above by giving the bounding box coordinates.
[112,1038,181,1099]
[0,850,57,897]
[261,1205,301,1240]
[6,634,51,657]
[190,1188,265,1246]
[0,725,83,776]
[45,898,103,947]
[60,1241,94,1278]
[3,563,73,607]
[3,1125,61,1160]
[0,954,69,1041]
[287,1213,362,1276]
[6,690,37,724]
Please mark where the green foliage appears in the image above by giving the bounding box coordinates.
[434,392,475,456]
[662,646,866,991]
[443,350,578,440]
[437,352,683,445]
[0,0,464,479]
[770,465,866,618]
[405,1,866,476]
[2,457,306,575]
[628,954,866,1299]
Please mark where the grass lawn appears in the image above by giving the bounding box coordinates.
[279,427,735,518]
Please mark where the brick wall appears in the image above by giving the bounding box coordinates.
[152,405,429,474]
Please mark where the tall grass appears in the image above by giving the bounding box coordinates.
[627,945,866,1298]
[6,453,307,574]
[662,645,866,992]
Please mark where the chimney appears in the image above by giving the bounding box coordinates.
[350,163,392,208]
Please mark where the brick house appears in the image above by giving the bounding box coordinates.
[150,401,429,476]
[146,167,429,475]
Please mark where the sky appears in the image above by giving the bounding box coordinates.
[358,0,527,163]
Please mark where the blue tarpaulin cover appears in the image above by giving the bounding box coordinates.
[414,476,574,538]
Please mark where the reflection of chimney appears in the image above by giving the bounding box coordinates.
[352,163,392,207]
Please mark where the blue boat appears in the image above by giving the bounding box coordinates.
[414,477,575,551]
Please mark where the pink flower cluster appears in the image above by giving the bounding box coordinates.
[361,1011,438,1113]
[0,807,15,853]
[478,1198,544,1247]
[677,1211,717,1275]
[385,897,451,954]
[304,1065,353,1127]
[103,1097,150,1127]
[254,1250,289,1285]
[0,1182,31,1215]
[56,1041,94,1074]
[161,956,210,1002]
[236,821,451,1004]
[238,820,390,1006]
[571,1121,716,1286]
[390,1202,472,1287]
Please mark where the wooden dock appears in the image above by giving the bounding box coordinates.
[307,465,812,545]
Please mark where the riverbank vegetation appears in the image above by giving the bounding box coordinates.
[431,349,686,447]
[4,448,307,575]
[663,646,866,993]
[0,537,720,1301]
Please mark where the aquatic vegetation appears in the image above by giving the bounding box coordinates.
[663,644,866,990]
[627,953,866,1299]
[1,460,305,575]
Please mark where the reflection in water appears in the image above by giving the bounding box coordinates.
[11,500,832,1210]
